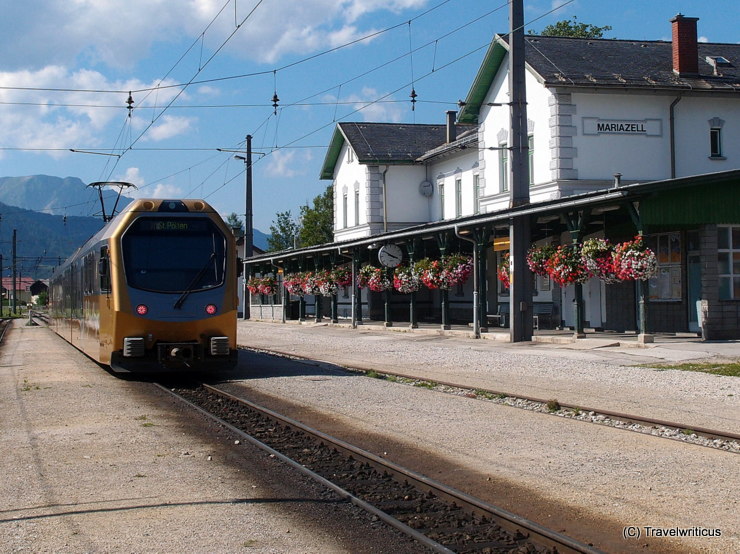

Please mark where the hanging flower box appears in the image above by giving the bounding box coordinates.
[442,254,473,287]
[393,265,422,294]
[331,266,352,287]
[545,244,589,286]
[315,269,338,296]
[415,258,443,289]
[283,273,305,296]
[581,238,618,283]
[497,252,510,289]
[257,276,278,296]
[246,277,261,295]
[358,265,391,292]
[416,255,473,290]
[526,244,556,276]
[613,235,658,281]
[301,271,323,296]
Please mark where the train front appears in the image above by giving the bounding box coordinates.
[108,199,239,372]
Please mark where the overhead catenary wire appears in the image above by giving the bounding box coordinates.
[4,0,578,218]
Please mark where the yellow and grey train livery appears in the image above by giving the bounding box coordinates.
[50,199,239,372]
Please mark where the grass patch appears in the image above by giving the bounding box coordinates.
[647,361,740,377]
[21,379,40,391]
[413,380,438,389]
[546,399,561,413]
[366,370,383,379]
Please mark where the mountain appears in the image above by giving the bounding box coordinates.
[0,175,269,275]
[0,201,104,280]
[253,228,269,251]
[0,175,133,218]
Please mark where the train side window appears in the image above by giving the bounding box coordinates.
[99,247,111,293]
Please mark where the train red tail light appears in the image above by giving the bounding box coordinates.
[205,304,217,315]
[136,304,149,315]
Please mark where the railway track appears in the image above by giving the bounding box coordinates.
[161,381,601,554]
[242,346,740,453]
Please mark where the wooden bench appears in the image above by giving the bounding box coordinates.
[486,303,509,328]
[487,302,555,329]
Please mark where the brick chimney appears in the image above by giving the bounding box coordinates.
[446,110,457,143]
[670,14,699,76]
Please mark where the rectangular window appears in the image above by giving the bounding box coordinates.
[718,225,740,300]
[354,190,360,226]
[499,143,508,192]
[646,232,682,301]
[439,183,445,219]
[528,135,534,186]
[473,174,480,214]
[342,193,348,228]
[455,178,462,218]
[710,128,722,158]
[347,147,354,163]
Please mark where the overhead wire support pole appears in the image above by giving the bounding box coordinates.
[12,229,17,315]
[508,0,533,343]
[242,135,254,321]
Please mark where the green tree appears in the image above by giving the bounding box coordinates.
[298,185,334,247]
[538,16,612,39]
[36,290,49,306]
[267,210,299,251]
[225,212,243,235]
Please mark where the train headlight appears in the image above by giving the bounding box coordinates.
[136,304,149,316]
[205,304,217,315]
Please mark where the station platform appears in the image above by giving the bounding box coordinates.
[0,320,416,553]
[240,318,740,435]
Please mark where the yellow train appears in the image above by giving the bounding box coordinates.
[50,199,239,372]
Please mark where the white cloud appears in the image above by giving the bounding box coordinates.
[142,115,195,142]
[1,1,430,70]
[345,87,404,122]
[149,183,185,198]
[127,181,184,199]
[118,167,146,188]
[264,149,299,178]
[0,66,188,154]
[196,85,221,97]
[115,167,183,199]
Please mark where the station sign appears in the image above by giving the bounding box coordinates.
[583,117,662,136]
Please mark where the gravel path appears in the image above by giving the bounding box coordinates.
[233,320,740,553]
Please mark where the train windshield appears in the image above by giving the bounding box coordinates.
[122,217,227,293]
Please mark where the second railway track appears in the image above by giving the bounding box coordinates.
[242,346,740,453]
[162,381,600,554]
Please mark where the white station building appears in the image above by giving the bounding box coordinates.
[248,14,740,340]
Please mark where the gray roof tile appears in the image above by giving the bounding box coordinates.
[516,35,740,91]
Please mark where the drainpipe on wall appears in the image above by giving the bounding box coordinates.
[669,96,682,179]
[269,258,285,323]
[455,225,480,338]
[381,165,389,233]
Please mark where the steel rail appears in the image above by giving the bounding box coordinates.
[240,345,740,447]
[188,382,600,553]
[156,383,456,554]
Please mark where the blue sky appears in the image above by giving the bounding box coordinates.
[1,0,737,233]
